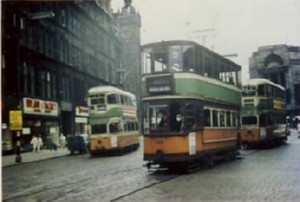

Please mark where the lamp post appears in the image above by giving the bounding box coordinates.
[13,11,54,163]
[117,69,131,89]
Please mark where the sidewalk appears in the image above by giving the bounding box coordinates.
[2,148,70,167]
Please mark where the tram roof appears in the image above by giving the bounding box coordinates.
[142,40,240,71]
[88,86,135,98]
[243,78,285,90]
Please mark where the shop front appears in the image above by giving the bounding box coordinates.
[75,106,89,135]
[22,97,60,149]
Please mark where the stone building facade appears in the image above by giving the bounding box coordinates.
[114,0,141,95]
[1,0,122,151]
[249,45,300,121]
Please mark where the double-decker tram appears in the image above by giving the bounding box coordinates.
[141,40,242,170]
[241,78,288,147]
[87,86,140,156]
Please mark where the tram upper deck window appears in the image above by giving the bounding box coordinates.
[242,86,256,96]
[89,94,105,105]
[258,84,266,96]
[142,45,195,74]
[142,48,169,73]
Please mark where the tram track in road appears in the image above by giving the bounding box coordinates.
[3,165,144,202]
[109,148,268,202]
[5,139,294,202]
[110,173,179,202]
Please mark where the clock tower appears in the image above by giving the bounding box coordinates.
[114,0,141,94]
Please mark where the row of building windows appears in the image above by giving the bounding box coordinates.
[16,2,120,84]
[20,62,89,105]
[21,62,57,99]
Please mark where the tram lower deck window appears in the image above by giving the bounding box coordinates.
[242,116,257,125]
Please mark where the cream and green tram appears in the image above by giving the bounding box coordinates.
[241,79,288,147]
[141,40,242,170]
[87,86,140,156]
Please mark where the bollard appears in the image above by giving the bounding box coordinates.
[15,131,22,163]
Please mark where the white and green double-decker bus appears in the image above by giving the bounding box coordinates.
[141,40,242,170]
[87,86,140,156]
[241,78,288,147]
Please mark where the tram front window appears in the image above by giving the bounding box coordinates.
[242,116,258,125]
[91,124,107,135]
[144,100,199,134]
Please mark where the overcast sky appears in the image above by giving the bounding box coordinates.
[111,0,300,80]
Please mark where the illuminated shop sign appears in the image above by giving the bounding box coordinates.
[23,98,58,116]
[75,106,89,117]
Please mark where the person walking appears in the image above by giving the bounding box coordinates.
[31,134,43,152]
[31,135,38,152]
[36,135,43,152]
[59,133,66,148]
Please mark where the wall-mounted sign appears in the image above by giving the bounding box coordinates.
[75,117,88,123]
[22,128,31,135]
[23,98,58,116]
[2,123,7,129]
[9,110,23,131]
[75,106,89,117]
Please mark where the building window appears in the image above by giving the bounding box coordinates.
[286,89,291,104]
[290,59,300,65]
[60,9,66,27]
[295,84,300,105]
[46,71,51,98]
[21,62,28,94]
[52,73,57,99]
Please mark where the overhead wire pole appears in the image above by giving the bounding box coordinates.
[186,27,217,50]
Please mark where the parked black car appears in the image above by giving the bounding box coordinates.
[67,135,88,155]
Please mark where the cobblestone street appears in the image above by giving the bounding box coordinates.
[2,130,300,202]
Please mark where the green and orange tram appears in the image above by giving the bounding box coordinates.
[241,78,289,147]
[87,86,140,156]
[141,40,242,170]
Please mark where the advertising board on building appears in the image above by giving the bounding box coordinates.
[23,98,59,116]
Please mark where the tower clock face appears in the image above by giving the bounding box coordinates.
[121,27,133,40]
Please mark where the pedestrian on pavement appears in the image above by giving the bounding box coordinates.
[59,133,66,148]
[31,134,43,152]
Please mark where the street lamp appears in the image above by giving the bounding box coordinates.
[117,69,131,88]
[27,11,55,20]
